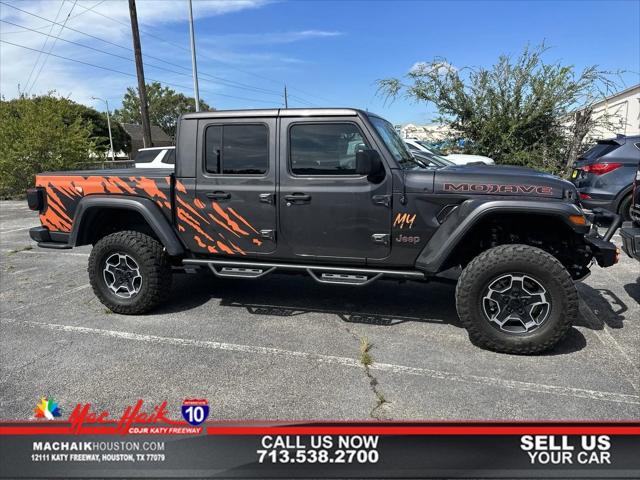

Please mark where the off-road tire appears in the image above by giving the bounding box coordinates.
[456,244,577,354]
[88,231,172,314]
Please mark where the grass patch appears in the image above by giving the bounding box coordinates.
[359,337,373,367]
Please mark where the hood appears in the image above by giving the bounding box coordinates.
[428,165,576,200]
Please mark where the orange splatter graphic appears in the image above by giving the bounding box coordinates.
[176,196,209,225]
[227,207,259,234]
[207,213,239,237]
[216,241,234,255]
[194,236,207,248]
[175,179,187,194]
[229,241,246,255]
[130,177,167,200]
[211,202,248,235]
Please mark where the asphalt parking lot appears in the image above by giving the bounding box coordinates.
[1,200,638,421]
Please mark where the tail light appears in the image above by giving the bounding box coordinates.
[582,162,622,175]
[26,187,45,211]
[579,193,592,200]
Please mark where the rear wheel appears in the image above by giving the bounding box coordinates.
[88,231,172,314]
[455,244,577,354]
[618,194,632,222]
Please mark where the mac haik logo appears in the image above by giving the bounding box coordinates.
[393,212,417,229]
[68,400,202,434]
[34,396,61,420]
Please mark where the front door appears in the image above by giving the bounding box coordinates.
[278,117,392,262]
[180,117,277,256]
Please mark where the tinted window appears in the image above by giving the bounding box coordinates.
[205,126,222,173]
[162,149,175,164]
[289,123,368,175]
[580,142,620,161]
[205,124,268,174]
[134,150,159,163]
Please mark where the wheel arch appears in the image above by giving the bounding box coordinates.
[613,184,634,212]
[69,195,184,256]
[415,199,589,274]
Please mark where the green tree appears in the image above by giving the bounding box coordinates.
[0,94,97,198]
[70,104,131,156]
[378,45,621,173]
[113,82,212,139]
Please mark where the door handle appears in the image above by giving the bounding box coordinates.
[206,191,231,200]
[284,193,311,204]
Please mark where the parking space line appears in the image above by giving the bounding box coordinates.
[0,249,89,257]
[8,319,640,406]
[579,300,639,392]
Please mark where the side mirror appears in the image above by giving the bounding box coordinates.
[356,149,384,181]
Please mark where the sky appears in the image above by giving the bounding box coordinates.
[1,0,639,125]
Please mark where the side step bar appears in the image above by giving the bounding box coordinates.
[182,258,425,286]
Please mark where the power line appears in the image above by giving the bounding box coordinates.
[0,1,316,106]
[0,39,280,106]
[29,0,78,94]
[1,0,105,34]
[71,0,323,105]
[0,18,303,103]
[23,0,66,93]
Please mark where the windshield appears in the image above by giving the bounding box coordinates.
[417,141,445,156]
[368,116,419,169]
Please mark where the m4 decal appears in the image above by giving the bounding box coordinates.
[393,212,417,229]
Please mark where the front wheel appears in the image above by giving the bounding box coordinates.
[88,231,172,314]
[455,244,577,354]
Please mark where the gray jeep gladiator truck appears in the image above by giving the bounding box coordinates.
[27,108,620,354]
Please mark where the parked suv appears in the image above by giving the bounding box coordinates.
[27,108,619,354]
[620,161,640,261]
[570,135,640,220]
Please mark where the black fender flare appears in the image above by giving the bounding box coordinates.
[69,195,185,256]
[415,199,588,273]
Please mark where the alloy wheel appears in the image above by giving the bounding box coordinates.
[481,273,551,334]
[102,253,143,299]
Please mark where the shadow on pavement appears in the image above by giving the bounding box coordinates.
[623,278,640,305]
[576,283,628,329]
[154,271,635,356]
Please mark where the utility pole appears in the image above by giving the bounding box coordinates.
[284,84,288,108]
[128,0,152,147]
[188,0,200,112]
[91,96,115,162]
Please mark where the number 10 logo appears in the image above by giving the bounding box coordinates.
[181,399,210,426]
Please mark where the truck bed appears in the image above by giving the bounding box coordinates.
[36,170,173,233]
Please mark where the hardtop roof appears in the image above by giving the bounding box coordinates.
[181,108,370,120]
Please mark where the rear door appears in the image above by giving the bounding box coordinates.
[278,116,392,262]
[177,117,277,256]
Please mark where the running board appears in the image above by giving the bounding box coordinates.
[183,258,425,285]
